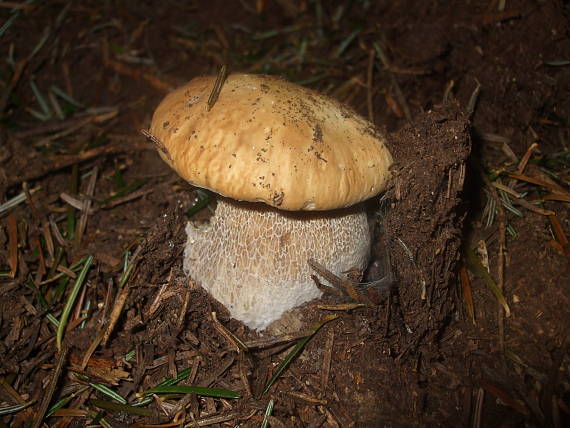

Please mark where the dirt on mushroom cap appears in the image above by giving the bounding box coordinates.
[149,73,393,211]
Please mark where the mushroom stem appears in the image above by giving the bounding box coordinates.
[183,198,371,330]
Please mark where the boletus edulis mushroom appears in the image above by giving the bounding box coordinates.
[146,73,393,330]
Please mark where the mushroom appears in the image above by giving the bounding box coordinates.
[147,73,392,330]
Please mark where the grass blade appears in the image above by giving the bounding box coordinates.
[31,346,68,428]
[101,179,148,205]
[260,399,274,428]
[0,401,34,416]
[57,255,93,349]
[187,190,211,217]
[263,314,337,395]
[88,383,127,404]
[0,186,41,215]
[139,385,240,399]
[464,246,511,317]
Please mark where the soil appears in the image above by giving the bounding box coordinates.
[1,1,569,427]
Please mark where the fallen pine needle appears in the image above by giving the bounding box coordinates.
[102,247,142,345]
[308,259,364,303]
[57,256,93,349]
[464,246,511,317]
[31,346,69,428]
[0,186,41,215]
[316,303,365,311]
[211,311,248,352]
[261,399,274,428]
[542,193,570,203]
[508,172,570,197]
[101,282,130,346]
[263,314,338,395]
[138,385,240,400]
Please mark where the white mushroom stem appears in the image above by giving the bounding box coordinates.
[183,198,371,330]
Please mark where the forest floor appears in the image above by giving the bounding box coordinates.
[1,1,569,427]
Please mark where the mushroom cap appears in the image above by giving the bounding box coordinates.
[149,73,393,211]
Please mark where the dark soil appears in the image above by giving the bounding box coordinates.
[1,1,569,427]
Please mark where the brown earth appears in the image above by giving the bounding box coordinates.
[0,1,569,427]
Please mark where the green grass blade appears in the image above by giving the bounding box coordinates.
[140,385,240,399]
[89,383,127,405]
[187,191,211,217]
[464,246,511,316]
[117,249,139,289]
[0,401,34,416]
[101,179,148,205]
[133,367,192,406]
[46,396,72,417]
[56,255,93,349]
[263,314,337,395]
[260,399,274,428]
[111,162,127,189]
[160,367,192,387]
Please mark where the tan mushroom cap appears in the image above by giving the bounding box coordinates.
[149,73,393,211]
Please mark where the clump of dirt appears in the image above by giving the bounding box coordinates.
[383,102,471,347]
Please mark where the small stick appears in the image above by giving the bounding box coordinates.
[508,172,569,196]
[101,187,154,210]
[307,258,363,303]
[211,312,248,352]
[516,143,539,174]
[512,197,554,216]
[175,289,191,334]
[316,303,365,311]
[102,248,139,346]
[311,274,344,297]
[493,189,507,352]
[472,387,484,428]
[207,64,228,111]
[244,331,312,349]
[238,352,253,398]
[320,329,334,392]
[41,220,55,262]
[148,282,169,316]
